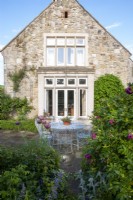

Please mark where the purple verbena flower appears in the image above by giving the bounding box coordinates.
[15,121,20,125]
[85,154,91,159]
[125,87,133,94]
[91,133,97,139]
[127,133,133,140]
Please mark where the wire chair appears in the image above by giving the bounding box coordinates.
[76,125,91,150]
[35,119,53,145]
[52,128,73,153]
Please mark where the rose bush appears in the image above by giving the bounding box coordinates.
[81,84,133,200]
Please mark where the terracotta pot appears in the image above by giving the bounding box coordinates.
[63,121,70,125]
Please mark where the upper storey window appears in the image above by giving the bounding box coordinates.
[46,37,85,67]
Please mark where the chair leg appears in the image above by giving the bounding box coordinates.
[70,143,73,153]
[77,138,80,151]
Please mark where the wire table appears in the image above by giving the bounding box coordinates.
[51,121,84,131]
[51,121,87,152]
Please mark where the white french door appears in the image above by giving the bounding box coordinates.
[56,89,75,117]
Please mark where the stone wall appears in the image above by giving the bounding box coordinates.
[2,0,132,117]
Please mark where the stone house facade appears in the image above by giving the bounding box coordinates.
[1,0,133,119]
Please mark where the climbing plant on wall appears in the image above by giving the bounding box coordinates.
[8,68,26,92]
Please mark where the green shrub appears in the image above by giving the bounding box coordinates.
[0,119,37,133]
[0,140,62,200]
[0,140,77,200]
[0,88,32,120]
[94,74,124,111]
[81,86,133,199]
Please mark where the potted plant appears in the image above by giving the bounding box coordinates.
[61,116,71,125]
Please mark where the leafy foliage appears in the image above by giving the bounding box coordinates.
[0,140,77,200]
[94,74,124,111]
[0,88,32,120]
[61,116,71,123]
[82,86,133,199]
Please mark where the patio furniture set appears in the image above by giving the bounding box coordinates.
[35,119,91,153]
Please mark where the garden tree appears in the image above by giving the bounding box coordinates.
[94,74,124,111]
[82,84,133,200]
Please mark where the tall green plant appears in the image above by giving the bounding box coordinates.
[94,74,124,111]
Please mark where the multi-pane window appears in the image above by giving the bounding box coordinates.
[46,37,85,66]
[56,79,65,86]
[45,78,53,85]
[78,78,87,85]
[47,48,55,66]
[67,78,76,85]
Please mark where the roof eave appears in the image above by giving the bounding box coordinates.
[75,0,132,56]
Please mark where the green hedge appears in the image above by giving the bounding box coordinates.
[94,74,124,111]
[0,119,37,133]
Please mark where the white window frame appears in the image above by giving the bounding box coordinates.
[44,33,88,67]
[79,89,87,117]
[76,48,85,66]
[78,78,87,86]
[44,89,54,116]
[76,38,85,46]
[66,47,75,66]
[47,48,55,66]
[67,78,76,86]
[57,47,65,66]
[56,78,65,86]
[45,78,54,86]
[57,38,65,46]
[47,38,56,46]
[66,38,75,46]
[56,89,76,117]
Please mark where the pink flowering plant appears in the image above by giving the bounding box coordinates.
[81,83,133,199]
[37,115,51,132]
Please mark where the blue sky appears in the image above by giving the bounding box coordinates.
[0,0,133,85]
